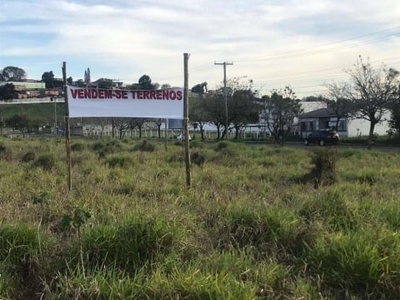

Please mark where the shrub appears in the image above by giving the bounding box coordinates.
[191,151,206,167]
[32,153,57,170]
[71,142,85,151]
[21,151,36,162]
[106,155,134,168]
[0,143,12,160]
[214,141,230,152]
[133,140,155,152]
[303,148,338,188]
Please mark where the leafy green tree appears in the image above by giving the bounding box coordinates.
[346,56,399,148]
[161,83,171,89]
[138,75,155,90]
[5,114,30,133]
[74,79,86,87]
[41,71,55,88]
[229,90,260,139]
[388,77,400,136]
[95,78,113,89]
[209,78,256,140]
[263,87,302,145]
[190,97,211,140]
[0,83,18,101]
[201,94,225,140]
[67,76,73,85]
[1,66,27,81]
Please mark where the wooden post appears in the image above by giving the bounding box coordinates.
[164,118,168,151]
[62,62,72,191]
[183,53,191,187]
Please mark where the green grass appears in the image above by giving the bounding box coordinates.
[1,136,400,299]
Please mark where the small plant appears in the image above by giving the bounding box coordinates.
[61,206,93,276]
[191,151,206,167]
[32,153,57,170]
[21,151,36,162]
[133,140,155,152]
[214,141,230,152]
[304,148,338,188]
[71,142,85,151]
[106,155,134,168]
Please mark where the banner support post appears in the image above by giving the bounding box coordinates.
[62,62,72,191]
[183,53,191,187]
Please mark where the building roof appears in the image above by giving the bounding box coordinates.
[299,107,336,119]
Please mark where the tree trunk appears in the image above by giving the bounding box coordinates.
[367,121,376,150]
[111,119,115,138]
[216,124,221,140]
[157,125,161,139]
[139,126,142,139]
[221,126,227,140]
[335,117,340,131]
[200,124,205,140]
[234,125,240,139]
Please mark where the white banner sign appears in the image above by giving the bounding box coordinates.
[67,86,184,119]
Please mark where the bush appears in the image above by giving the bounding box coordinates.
[106,155,134,168]
[133,140,155,152]
[191,151,206,167]
[32,153,57,170]
[21,151,36,162]
[304,148,338,188]
[71,142,85,151]
[0,143,12,160]
[214,141,230,152]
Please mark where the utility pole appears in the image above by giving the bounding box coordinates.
[214,61,233,138]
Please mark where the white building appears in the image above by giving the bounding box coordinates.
[298,107,391,138]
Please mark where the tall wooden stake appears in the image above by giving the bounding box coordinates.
[183,53,191,187]
[164,118,168,151]
[62,62,72,191]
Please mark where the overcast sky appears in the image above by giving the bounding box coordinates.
[1,0,400,98]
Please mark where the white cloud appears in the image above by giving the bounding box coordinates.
[1,0,400,97]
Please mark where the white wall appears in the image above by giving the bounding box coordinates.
[347,110,391,137]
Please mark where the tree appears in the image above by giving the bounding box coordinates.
[161,83,171,90]
[74,79,86,87]
[0,83,18,101]
[324,81,354,130]
[228,90,260,139]
[2,66,27,81]
[190,97,211,140]
[202,94,225,140]
[346,56,399,148]
[388,73,400,136]
[42,71,55,88]
[263,87,302,145]
[130,118,146,138]
[67,76,73,85]
[5,114,30,133]
[95,78,113,89]
[152,119,163,138]
[138,75,155,90]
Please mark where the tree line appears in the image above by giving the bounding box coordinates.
[1,56,400,145]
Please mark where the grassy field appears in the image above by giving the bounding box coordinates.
[1,137,400,299]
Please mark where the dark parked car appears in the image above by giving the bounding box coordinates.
[303,130,339,146]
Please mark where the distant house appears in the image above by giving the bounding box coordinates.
[299,108,391,138]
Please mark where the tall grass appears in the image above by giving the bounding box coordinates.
[1,136,400,299]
